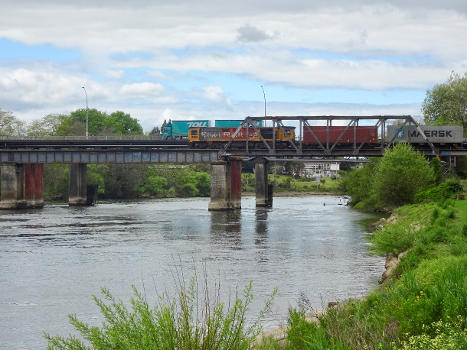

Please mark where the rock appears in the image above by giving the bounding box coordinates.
[379,250,407,284]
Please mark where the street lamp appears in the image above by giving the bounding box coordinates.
[81,86,89,139]
[260,85,267,126]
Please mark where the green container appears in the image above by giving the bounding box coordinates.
[214,120,263,127]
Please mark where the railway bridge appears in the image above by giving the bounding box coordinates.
[0,115,465,210]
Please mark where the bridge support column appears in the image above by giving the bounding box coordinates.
[33,164,44,208]
[69,164,88,206]
[255,158,272,207]
[0,164,26,209]
[230,159,242,209]
[24,164,44,208]
[208,159,242,211]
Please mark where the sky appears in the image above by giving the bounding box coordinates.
[0,0,466,131]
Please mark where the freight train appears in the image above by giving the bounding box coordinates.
[187,124,464,148]
[161,120,263,140]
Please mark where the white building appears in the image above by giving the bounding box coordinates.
[301,161,340,178]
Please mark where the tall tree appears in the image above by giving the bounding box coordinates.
[28,114,65,136]
[422,72,467,134]
[0,110,25,136]
[106,111,143,135]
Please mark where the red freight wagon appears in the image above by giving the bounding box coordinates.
[303,126,378,144]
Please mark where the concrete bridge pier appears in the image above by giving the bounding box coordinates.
[208,159,242,211]
[68,164,88,206]
[24,164,44,208]
[255,158,273,207]
[0,163,44,209]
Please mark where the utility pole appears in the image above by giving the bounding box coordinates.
[81,86,89,139]
[260,85,266,127]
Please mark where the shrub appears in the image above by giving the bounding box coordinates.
[374,143,434,206]
[45,278,276,350]
[415,178,463,203]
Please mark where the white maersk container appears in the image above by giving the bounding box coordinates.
[386,125,463,144]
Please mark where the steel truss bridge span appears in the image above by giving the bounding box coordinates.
[220,115,466,158]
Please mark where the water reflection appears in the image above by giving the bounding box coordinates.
[255,208,269,264]
[255,208,269,245]
[210,210,242,249]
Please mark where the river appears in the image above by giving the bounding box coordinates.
[0,195,384,349]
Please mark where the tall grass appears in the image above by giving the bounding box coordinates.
[45,273,276,350]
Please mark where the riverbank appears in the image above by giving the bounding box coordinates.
[261,199,467,349]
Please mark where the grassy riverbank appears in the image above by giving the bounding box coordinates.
[263,199,466,350]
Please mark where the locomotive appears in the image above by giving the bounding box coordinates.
[188,126,295,148]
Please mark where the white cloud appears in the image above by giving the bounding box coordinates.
[119,82,164,97]
[0,0,465,129]
[202,86,232,106]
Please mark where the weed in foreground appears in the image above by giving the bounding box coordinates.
[44,274,277,350]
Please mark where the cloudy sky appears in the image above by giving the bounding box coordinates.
[0,0,465,131]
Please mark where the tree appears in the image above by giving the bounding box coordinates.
[422,72,467,134]
[374,144,434,206]
[0,110,25,136]
[106,111,143,135]
[27,114,64,136]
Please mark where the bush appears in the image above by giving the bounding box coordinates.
[45,278,276,350]
[415,178,463,203]
[374,144,434,206]
[143,175,168,196]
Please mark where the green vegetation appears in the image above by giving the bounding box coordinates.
[241,173,339,194]
[45,277,276,350]
[339,143,462,210]
[422,72,466,134]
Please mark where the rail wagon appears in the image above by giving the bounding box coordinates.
[214,120,263,127]
[303,126,378,144]
[162,120,210,140]
[386,125,463,144]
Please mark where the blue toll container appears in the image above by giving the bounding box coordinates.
[214,120,263,127]
[162,120,210,139]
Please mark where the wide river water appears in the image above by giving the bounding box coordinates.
[0,195,384,349]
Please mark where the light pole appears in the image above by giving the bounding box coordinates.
[260,85,266,127]
[81,86,89,139]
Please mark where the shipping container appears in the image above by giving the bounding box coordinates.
[214,120,263,127]
[303,126,378,144]
[162,120,210,139]
[386,125,463,144]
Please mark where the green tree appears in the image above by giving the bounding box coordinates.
[0,110,25,136]
[143,175,168,196]
[106,111,143,135]
[374,143,434,206]
[338,159,380,206]
[422,72,467,134]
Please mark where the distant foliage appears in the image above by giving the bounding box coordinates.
[0,110,25,136]
[422,72,467,134]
